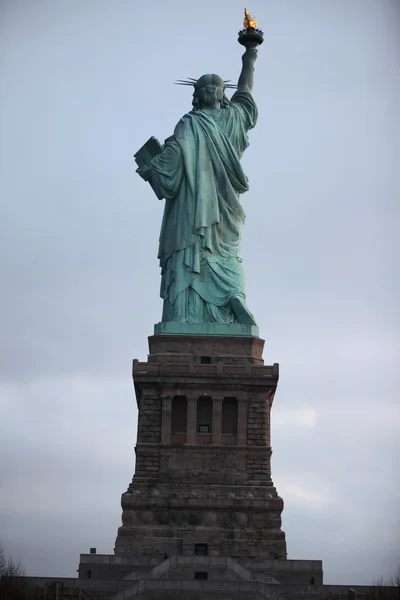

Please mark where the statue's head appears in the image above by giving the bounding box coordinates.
[192,74,226,110]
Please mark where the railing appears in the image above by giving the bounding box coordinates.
[38,585,95,600]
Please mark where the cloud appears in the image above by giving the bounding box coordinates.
[279,483,326,507]
[274,407,317,428]
[0,376,137,517]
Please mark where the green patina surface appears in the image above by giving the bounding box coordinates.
[136,46,260,335]
[154,322,260,338]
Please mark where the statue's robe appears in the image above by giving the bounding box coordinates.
[150,89,258,323]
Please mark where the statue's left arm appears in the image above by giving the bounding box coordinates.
[137,137,184,200]
[237,45,258,92]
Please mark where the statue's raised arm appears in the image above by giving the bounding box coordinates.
[237,8,263,92]
[237,46,258,92]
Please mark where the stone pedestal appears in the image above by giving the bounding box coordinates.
[114,334,287,561]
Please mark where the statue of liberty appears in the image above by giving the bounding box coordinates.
[136,12,263,330]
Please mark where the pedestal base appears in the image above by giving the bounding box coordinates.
[115,332,285,562]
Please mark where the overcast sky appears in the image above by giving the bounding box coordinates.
[1,0,399,586]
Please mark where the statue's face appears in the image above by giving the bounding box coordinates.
[194,74,225,108]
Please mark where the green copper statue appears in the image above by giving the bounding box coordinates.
[136,11,263,333]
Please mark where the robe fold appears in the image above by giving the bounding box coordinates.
[150,89,258,323]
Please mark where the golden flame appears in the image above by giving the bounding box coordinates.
[243,8,257,29]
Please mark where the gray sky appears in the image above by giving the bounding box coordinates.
[1,0,399,586]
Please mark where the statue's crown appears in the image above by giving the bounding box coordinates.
[175,74,237,90]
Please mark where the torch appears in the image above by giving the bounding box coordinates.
[238,8,264,48]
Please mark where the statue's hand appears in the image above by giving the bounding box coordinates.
[242,46,258,63]
[136,164,152,182]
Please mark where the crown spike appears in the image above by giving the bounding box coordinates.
[175,78,236,89]
[176,79,196,85]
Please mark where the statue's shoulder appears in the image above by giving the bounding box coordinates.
[229,89,258,129]
[230,88,256,105]
[174,112,198,140]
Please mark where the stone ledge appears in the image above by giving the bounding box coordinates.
[133,361,278,379]
[154,322,260,337]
